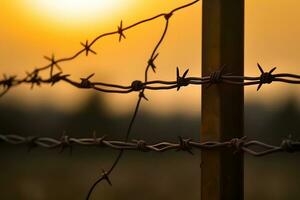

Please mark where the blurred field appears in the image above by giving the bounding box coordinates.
[1,148,300,199]
[1,95,300,199]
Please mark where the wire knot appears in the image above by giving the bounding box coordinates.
[93,132,106,146]
[80,73,95,88]
[50,72,70,86]
[60,133,72,154]
[176,67,189,91]
[207,65,229,88]
[229,136,247,153]
[177,136,193,155]
[260,73,274,84]
[131,80,144,91]
[210,71,222,83]
[26,136,38,151]
[133,140,148,152]
[164,12,173,20]
[257,63,276,91]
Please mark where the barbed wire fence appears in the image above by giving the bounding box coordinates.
[0,0,300,199]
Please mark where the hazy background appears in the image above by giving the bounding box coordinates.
[0,0,300,199]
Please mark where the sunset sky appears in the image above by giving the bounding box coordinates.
[0,0,300,116]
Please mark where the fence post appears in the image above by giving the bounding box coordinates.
[201,0,244,200]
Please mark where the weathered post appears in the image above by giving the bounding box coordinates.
[201,0,244,199]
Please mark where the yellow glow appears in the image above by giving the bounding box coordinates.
[1,0,300,115]
[19,0,127,27]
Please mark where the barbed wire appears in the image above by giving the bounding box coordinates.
[84,1,197,199]
[0,6,195,197]
[0,0,298,99]
[0,1,200,198]
[1,0,300,199]
[1,134,300,157]
[0,0,198,99]
[1,64,300,98]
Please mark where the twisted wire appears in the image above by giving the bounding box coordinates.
[1,64,300,97]
[1,134,300,157]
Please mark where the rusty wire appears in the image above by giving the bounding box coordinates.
[1,134,300,157]
[1,0,300,199]
[1,64,300,97]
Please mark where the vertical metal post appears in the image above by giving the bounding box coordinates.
[201,0,244,200]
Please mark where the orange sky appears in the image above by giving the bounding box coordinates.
[0,0,299,116]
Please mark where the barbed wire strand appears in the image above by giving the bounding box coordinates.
[1,134,300,157]
[1,63,300,96]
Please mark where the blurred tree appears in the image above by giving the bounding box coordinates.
[65,93,112,137]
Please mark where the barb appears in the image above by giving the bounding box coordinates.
[1,134,300,157]
[80,40,97,56]
[117,20,126,42]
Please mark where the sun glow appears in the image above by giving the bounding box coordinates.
[20,0,127,26]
